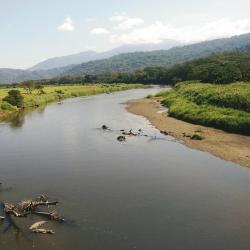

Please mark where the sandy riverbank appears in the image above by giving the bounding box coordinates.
[126,98,250,167]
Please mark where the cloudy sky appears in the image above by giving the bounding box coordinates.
[1,0,250,68]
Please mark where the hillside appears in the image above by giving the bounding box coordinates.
[47,51,250,85]
[64,33,250,76]
[1,33,250,84]
[125,51,250,85]
[29,51,99,71]
[29,40,181,71]
[0,66,71,85]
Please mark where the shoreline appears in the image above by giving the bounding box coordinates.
[0,84,142,123]
[126,98,250,168]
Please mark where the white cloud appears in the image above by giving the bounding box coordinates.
[110,14,144,31]
[110,18,250,44]
[86,18,97,23]
[115,17,145,31]
[110,13,128,22]
[91,27,110,35]
[57,17,75,32]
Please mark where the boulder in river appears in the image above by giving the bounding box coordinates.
[102,125,109,130]
[117,136,126,142]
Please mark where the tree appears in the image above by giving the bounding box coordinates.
[21,81,36,94]
[35,84,45,95]
[3,90,24,107]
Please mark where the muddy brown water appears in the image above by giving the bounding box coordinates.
[0,87,250,250]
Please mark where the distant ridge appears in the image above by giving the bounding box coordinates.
[63,33,250,76]
[0,33,250,84]
[29,40,181,71]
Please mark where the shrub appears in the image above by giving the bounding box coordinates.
[55,90,64,94]
[1,102,18,111]
[191,133,204,140]
[3,90,24,107]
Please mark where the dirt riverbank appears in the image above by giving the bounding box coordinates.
[126,98,250,167]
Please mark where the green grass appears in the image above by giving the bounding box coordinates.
[156,82,250,135]
[0,84,142,120]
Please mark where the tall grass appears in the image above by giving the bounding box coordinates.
[157,82,250,135]
[0,84,142,120]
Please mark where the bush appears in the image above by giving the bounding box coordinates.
[55,90,64,94]
[3,90,24,107]
[191,133,204,140]
[1,102,18,111]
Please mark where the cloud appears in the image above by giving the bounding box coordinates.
[110,18,250,44]
[86,18,97,23]
[110,14,144,30]
[91,27,110,35]
[109,13,128,22]
[114,17,145,31]
[58,17,75,32]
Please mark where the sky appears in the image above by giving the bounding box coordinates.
[1,0,250,69]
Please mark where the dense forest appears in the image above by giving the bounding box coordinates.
[21,51,250,86]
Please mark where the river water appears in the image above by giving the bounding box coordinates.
[0,87,250,250]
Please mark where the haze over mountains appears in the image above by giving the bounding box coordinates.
[30,40,181,71]
[1,33,250,84]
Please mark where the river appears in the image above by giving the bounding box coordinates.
[0,87,250,250]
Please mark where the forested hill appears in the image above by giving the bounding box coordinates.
[32,51,250,86]
[1,33,250,85]
[123,51,250,85]
[63,33,250,76]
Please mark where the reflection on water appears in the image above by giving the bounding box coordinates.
[0,87,250,250]
[2,106,46,129]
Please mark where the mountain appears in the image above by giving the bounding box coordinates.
[0,69,29,85]
[64,33,250,76]
[29,40,181,71]
[29,51,99,71]
[1,33,250,85]
[125,51,250,85]
[0,66,71,84]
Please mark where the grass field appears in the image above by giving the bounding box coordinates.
[156,82,250,135]
[0,84,142,120]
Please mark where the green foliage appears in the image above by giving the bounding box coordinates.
[190,133,204,140]
[44,52,250,85]
[133,52,250,85]
[19,84,142,108]
[55,90,64,94]
[0,102,18,111]
[159,82,250,135]
[14,51,250,87]
[21,81,37,94]
[3,90,24,107]
[0,84,142,120]
[35,84,45,95]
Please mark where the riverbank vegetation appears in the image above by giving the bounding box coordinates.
[156,82,250,135]
[0,84,142,120]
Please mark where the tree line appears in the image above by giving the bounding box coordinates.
[3,51,250,90]
[29,51,250,85]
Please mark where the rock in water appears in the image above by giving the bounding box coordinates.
[117,136,126,142]
[102,125,109,130]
